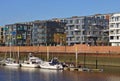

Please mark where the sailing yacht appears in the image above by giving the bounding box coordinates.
[4,58,20,67]
[4,46,20,67]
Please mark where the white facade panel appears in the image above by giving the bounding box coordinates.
[109,13,120,46]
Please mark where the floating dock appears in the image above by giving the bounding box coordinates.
[63,67,103,72]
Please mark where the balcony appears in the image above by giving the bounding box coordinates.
[110,39,120,42]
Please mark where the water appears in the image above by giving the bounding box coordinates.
[0,66,120,81]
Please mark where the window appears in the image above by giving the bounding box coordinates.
[76,25,79,29]
[76,37,79,40]
[116,17,119,21]
[70,20,73,24]
[110,24,114,28]
[117,36,119,40]
[110,36,114,40]
[71,31,74,35]
[110,30,114,34]
[83,31,85,34]
[75,19,79,24]
[116,23,119,28]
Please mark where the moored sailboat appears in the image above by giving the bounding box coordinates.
[4,58,20,67]
[4,46,20,67]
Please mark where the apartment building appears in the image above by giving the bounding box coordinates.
[65,14,109,46]
[32,20,66,46]
[4,23,32,46]
[2,13,112,46]
[109,13,120,46]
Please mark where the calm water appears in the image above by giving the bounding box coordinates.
[0,66,120,81]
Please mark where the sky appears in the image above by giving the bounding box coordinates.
[0,0,120,26]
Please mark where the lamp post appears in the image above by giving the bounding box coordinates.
[74,28,79,67]
[75,46,78,67]
[47,46,49,61]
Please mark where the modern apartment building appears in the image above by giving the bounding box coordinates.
[32,20,66,46]
[65,14,109,46]
[109,13,120,46]
[4,23,32,46]
[2,13,112,46]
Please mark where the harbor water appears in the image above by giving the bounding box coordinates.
[0,66,120,81]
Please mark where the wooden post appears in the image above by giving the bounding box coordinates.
[17,46,20,63]
[47,46,49,61]
[75,46,78,67]
[83,53,86,68]
[96,51,98,69]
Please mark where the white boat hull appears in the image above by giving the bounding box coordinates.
[5,63,20,67]
[40,65,63,70]
[21,63,39,68]
[39,62,63,70]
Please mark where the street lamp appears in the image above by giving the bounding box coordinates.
[74,28,79,67]
[75,46,78,67]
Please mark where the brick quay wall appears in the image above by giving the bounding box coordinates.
[0,44,120,54]
[0,44,120,67]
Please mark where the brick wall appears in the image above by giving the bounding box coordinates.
[0,44,120,54]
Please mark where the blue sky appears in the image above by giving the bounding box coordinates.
[0,0,120,26]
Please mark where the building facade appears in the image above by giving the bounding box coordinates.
[2,13,112,46]
[4,23,32,46]
[32,20,66,46]
[109,13,120,46]
[3,20,66,46]
[65,14,109,46]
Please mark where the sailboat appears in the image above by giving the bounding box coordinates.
[4,46,20,67]
[4,58,20,67]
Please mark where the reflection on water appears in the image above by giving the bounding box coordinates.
[39,69,63,81]
[0,66,120,81]
[20,67,38,72]
[0,66,20,81]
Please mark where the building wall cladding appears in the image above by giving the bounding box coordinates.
[65,14,109,46]
[4,24,32,46]
[2,20,66,46]
[109,13,120,46]
[32,20,66,46]
[0,44,120,54]
[0,13,117,47]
